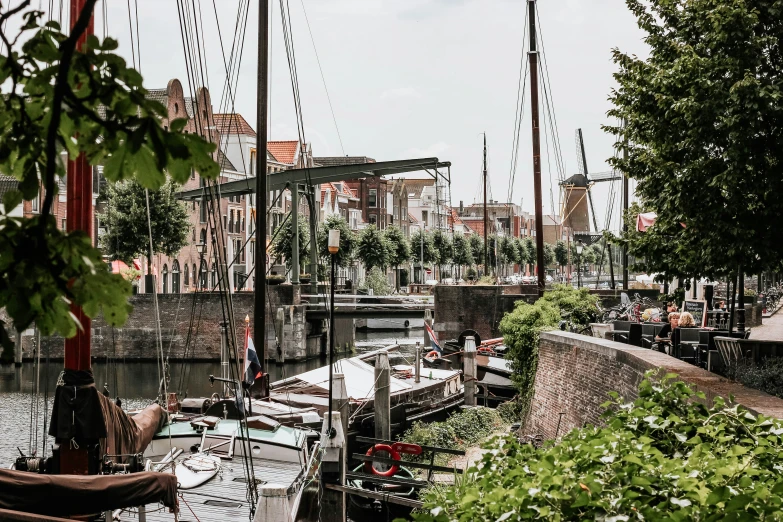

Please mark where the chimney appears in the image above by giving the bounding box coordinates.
[459,200,464,215]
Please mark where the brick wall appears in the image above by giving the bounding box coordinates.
[20,287,296,361]
[525,331,783,440]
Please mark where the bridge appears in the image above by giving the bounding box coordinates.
[301,294,433,320]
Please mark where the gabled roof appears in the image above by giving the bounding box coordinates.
[0,174,19,201]
[408,212,419,224]
[268,141,300,165]
[320,181,357,204]
[218,150,237,171]
[401,178,434,199]
[214,113,256,137]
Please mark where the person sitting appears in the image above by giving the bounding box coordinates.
[678,311,697,328]
[655,312,680,354]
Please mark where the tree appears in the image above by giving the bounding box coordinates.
[0,5,217,350]
[356,225,390,271]
[317,214,357,268]
[432,230,453,280]
[384,225,410,290]
[100,179,190,264]
[411,229,436,282]
[543,243,555,268]
[515,237,530,270]
[606,0,783,279]
[554,240,569,276]
[498,235,519,276]
[468,234,485,268]
[270,214,310,273]
[451,234,474,279]
[525,237,536,270]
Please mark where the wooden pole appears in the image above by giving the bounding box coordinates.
[415,343,421,383]
[254,0,270,398]
[374,352,391,441]
[528,0,546,297]
[464,336,477,406]
[483,133,489,276]
[331,373,349,444]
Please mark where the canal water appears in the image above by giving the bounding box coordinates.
[0,328,425,464]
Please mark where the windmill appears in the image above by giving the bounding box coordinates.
[560,129,622,246]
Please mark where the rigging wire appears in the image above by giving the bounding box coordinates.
[505,5,529,206]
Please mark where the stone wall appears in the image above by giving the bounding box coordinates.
[15,286,348,361]
[526,331,783,440]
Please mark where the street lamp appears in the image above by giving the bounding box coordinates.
[576,240,584,289]
[196,241,206,290]
[327,229,340,438]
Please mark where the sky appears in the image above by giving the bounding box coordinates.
[32,0,649,232]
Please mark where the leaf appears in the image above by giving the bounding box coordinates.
[2,190,22,212]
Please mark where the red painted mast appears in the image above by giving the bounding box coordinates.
[64,0,95,372]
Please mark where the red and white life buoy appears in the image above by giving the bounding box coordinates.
[364,444,401,477]
[425,350,441,360]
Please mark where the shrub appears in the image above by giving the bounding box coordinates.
[745,288,758,297]
[359,266,391,295]
[466,267,477,281]
[540,284,600,326]
[727,358,783,399]
[496,397,526,424]
[410,373,783,521]
[400,407,504,465]
[477,275,495,285]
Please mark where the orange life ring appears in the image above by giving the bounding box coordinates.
[364,444,400,477]
[425,350,440,360]
[477,347,497,356]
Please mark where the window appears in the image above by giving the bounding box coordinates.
[199,261,206,289]
[368,189,377,208]
[211,263,217,288]
[200,228,207,245]
[229,210,234,233]
[199,200,207,223]
[184,264,190,286]
[162,265,169,294]
[369,214,377,226]
[31,193,39,213]
[238,211,242,233]
[61,218,66,230]
[191,168,195,180]
[223,215,227,230]
[250,148,256,176]
[192,229,196,242]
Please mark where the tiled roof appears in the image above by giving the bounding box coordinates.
[268,141,300,165]
[0,174,19,201]
[313,156,376,167]
[320,181,356,204]
[146,88,168,106]
[401,178,434,199]
[463,218,488,237]
[214,113,256,137]
[408,212,418,224]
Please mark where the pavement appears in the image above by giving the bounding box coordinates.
[752,311,783,341]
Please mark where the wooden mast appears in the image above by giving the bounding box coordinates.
[64,0,95,373]
[483,133,488,275]
[528,0,546,296]
[254,0,270,397]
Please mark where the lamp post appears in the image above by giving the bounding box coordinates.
[420,225,425,284]
[327,229,340,438]
[576,240,584,289]
[196,241,206,290]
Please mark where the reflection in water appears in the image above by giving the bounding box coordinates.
[0,329,424,463]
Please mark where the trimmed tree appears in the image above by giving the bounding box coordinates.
[451,234,474,279]
[317,214,357,268]
[468,233,485,269]
[499,235,519,277]
[270,214,310,274]
[356,225,390,272]
[554,240,569,279]
[411,229,436,283]
[384,225,411,290]
[432,230,453,280]
[100,179,190,265]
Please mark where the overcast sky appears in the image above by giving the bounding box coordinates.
[50,1,649,232]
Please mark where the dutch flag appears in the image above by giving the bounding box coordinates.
[425,322,442,354]
[244,323,264,387]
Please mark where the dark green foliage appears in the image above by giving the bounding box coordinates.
[356,226,390,271]
[542,284,600,326]
[0,7,214,342]
[606,0,783,278]
[270,214,310,271]
[317,214,357,268]
[543,243,555,267]
[411,230,436,265]
[498,235,519,276]
[432,230,453,267]
[468,234,485,267]
[100,179,190,262]
[728,359,783,399]
[496,397,527,424]
[554,240,569,269]
[466,267,477,281]
[384,225,411,268]
[515,237,530,267]
[451,234,474,276]
[411,373,783,521]
[400,407,504,465]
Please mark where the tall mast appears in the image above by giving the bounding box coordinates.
[64,0,95,372]
[528,0,545,296]
[254,0,269,396]
[622,119,629,290]
[483,133,488,275]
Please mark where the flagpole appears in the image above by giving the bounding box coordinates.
[245,315,253,417]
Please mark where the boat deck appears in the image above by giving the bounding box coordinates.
[118,457,304,521]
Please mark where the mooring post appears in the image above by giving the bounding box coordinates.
[374,352,391,441]
[254,484,292,521]
[415,342,421,383]
[332,373,349,442]
[319,411,346,522]
[464,336,477,406]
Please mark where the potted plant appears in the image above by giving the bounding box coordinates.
[299,273,311,284]
[267,274,286,285]
[744,288,758,304]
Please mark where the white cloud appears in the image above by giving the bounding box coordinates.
[401,141,450,158]
[380,87,423,100]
